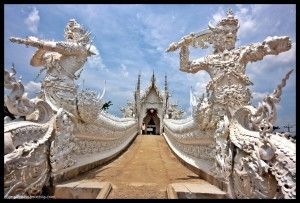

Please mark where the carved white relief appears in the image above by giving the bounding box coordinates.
[74,116,138,156]
[10,19,95,117]
[229,70,295,199]
[121,101,135,118]
[4,9,295,199]
[4,66,53,123]
[6,19,139,197]
[213,115,232,181]
[4,117,55,197]
[165,9,294,199]
[50,109,76,175]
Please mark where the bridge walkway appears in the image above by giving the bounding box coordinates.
[62,136,224,199]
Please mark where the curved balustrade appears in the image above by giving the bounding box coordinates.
[163,118,227,190]
[51,111,138,183]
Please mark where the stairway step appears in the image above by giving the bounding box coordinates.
[167,182,227,199]
[107,184,167,199]
[54,180,112,199]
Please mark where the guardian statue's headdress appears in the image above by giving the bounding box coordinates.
[64,19,91,45]
[208,9,240,32]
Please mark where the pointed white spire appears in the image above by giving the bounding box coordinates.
[97,80,106,100]
[151,70,156,86]
[190,86,197,114]
[136,72,141,92]
[164,74,168,92]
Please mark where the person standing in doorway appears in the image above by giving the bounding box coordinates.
[142,123,146,135]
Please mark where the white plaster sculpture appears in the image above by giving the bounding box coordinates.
[4,64,53,123]
[4,67,66,196]
[165,9,295,199]
[166,104,184,119]
[229,70,295,198]
[10,19,98,118]
[5,19,138,197]
[121,101,135,118]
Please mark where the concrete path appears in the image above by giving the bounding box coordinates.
[68,136,223,199]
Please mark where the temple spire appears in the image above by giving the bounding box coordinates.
[135,72,141,122]
[164,74,168,93]
[226,8,233,16]
[151,70,156,85]
[135,72,141,106]
[163,74,169,116]
[136,72,141,92]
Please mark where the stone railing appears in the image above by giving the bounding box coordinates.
[229,105,296,199]
[50,112,138,183]
[4,65,139,196]
[163,70,296,198]
[5,109,59,197]
[163,117,226,190]
[4,106,138,197]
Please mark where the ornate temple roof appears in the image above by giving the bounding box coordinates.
[140,71,164,103]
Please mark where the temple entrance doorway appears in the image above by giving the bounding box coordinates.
[143,108,160,135]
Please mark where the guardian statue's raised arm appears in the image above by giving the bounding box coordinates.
[10,36,95,57]
[166,9,292,112]
[167,9,291,76]
[9,19,97,114]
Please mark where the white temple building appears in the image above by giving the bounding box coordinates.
[121,72,183,135]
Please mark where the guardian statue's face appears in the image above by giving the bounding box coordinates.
[220,27,237,51]
[208,10,239,53]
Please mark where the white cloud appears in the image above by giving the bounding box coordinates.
[86,45,106,71]
[138,12,178,53]
[251,91,268,105]
[212,7,226,24]
[239,7,249,15]
[235,5,257,38]
[120,64,129,77]
[251,4,270,15]
[187,71,210,96]
[24,7,40,33]
[24,81,41,97]
[161,54,178,70]
[239,19,256,36]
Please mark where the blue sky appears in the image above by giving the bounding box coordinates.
[4,4,296,131]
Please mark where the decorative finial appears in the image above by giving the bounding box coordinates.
[151,70,156,85]
[226,9,234,16]
[136,72,141,91]
[164,74,168,92]
[208,8,239,32]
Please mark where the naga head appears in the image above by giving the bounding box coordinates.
[208,9,239,53]
[64,19,91,45]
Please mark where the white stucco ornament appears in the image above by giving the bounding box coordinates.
[5,19,138,197]
[165,9,295,199]
[4,11,295,199]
